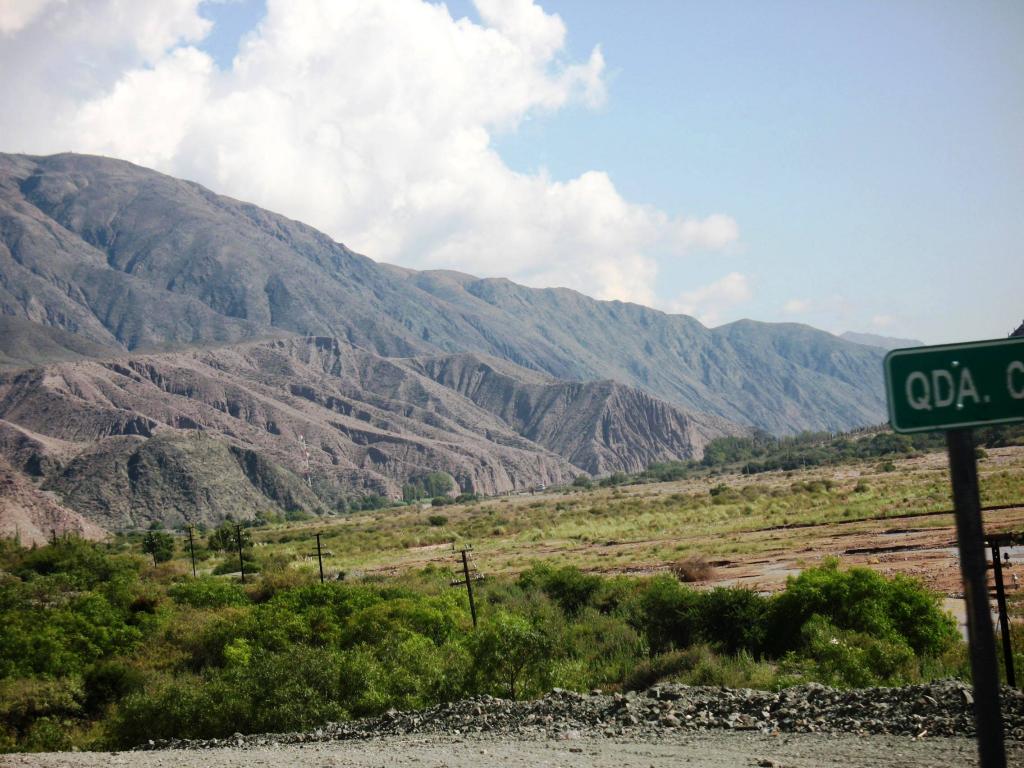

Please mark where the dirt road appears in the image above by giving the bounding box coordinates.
[4,732,1019,768]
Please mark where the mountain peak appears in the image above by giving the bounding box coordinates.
[840,331,924,351]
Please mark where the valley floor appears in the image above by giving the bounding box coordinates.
[4,731,1017,768]
[251,446,1024,601]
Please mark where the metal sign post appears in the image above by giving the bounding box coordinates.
[946,429,1005,768]
[885,337,1024,768]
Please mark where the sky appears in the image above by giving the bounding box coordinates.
[0,1,1020,344]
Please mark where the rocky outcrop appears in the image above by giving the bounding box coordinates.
[0,454,106,545]
[413,353,747,474]
[0,338,577,529]
[0,336,752,530]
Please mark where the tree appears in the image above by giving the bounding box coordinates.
[141,531,174,564]
[207,523,251,553]
[470,612,552,699]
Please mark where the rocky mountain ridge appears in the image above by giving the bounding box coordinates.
[0,336,744,531]
[0,152,887,435]
[0,152,900,533]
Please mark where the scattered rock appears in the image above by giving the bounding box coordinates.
[139,679,1024,751]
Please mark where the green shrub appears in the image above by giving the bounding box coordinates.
[561,610,644,686]
[782,615,918,688]
[517,564,603,616]
[0,677,83,748]
[636,576,701,654]
[696,588,769,656]
[427,515,448,527]
[168,578,249,609]
[83,660,146,716]
[141,531,175,564]
[767,559,957,657]
[211,549,260,576]
[469,611,552,699]
[109,646,348,746]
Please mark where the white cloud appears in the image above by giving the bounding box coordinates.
[782,298,811,314]
[670,272,752,326]
[0,0,737,307]
[871,314,894,329]
[0,0,54,34]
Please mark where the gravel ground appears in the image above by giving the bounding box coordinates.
[3,732,1019,768]
[4,680,1023,768]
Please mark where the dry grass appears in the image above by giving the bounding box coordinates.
[152,446,1024,591]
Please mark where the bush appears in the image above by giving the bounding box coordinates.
[670,556,714,583]
[518,564,603,616]
[636,576,701,654]
[622,648,696,691]
[110,646,349,746]
[427,515,448,527]
[766,559,957,658]
[206,524,252,553]
[0,677,83,748]
[211,549,260,576]
[558,609,644,687]
[782,615,918,688]
[141,531,175,564]
[598,472,629,487]
[83,660,146,715]
[168,578,249,608]
[469,612,552,699]
[696,588,769,656]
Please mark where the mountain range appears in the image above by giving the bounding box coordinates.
[0,153,889,539]
[839,332,924,351]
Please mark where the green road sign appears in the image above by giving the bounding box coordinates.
[884,337,1024,433]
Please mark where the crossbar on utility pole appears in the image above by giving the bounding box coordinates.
[990,542,1016,688]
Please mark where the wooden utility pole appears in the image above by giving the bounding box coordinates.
[187,526,197,578]
[236,524,246,584]
[315,532,325,583]
[989,536,1017,688]
[451,546,483,627]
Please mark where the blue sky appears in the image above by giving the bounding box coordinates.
[194,0,1024,343]
[4,0,1020,344]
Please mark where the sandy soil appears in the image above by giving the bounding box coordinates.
[4,732,1018,768]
